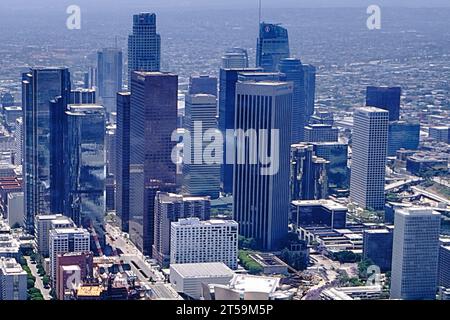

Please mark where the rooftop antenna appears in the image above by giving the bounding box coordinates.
[258,0,262,27]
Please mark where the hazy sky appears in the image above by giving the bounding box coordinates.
[2,0,450,10]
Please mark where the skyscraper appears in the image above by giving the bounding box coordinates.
[188,75,217,96]
[128,13,161,85]
[312,142,349,194]
[183,94,220,199]
[350,107,389,211]
[22,67,71,234]
[218,67,261,194]
[116,92,131,233]
[290,143,329,201]
[222,48,249,69]
[233,81,293,250]
[97,48,123,114]
[390,208,441,300]
[303,64,316,123]
[256,23,290,72]
[366,86,401,121]
[153,192,211,267]
[129,72,177,254]
[279,58,306,143]
[64,105,106,248]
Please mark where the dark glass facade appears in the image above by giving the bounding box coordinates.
[363,229,394,272]
[256,23,290,72]
[366,86,401,121]
[388,121,420,156]
[97,48,123,114]
[312,142,349,193]
[116,92,131,232]
[129,72,178,255]
[22,68,71,234]
[65,105,106,248]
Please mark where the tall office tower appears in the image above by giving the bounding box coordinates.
[13,118,23,166]
[183,94,220,199]
[218,67,261,194]
[388,121,420,156]
[363,228,394,272]
[22,67,71,234]
[49,227,90,286]
[390,208,441,300]
[64,105,106,249]
[290,143,329,201]
[312,142,349,193]
[188,75,218,96]
[366,86,401,121]
[238,71,285,82]
[438,239,450,289]
[116,92,131,232]
[129,72,177,254]
[170,218,238,269]
[222,48,249,69]
[97,48,123,114]
[233,81,293,250]
[127,13,161,84]
[0,257,27,300]
[153,192,211,267]
[304,124,339,143]
[256,22,290,72]
[279,58,307,143]
[350,107,389,211]
[35,214,75,258]
[303,64,316,123]
[70,88,96,104]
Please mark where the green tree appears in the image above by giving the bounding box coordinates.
[42,275,50,286]
[27,279,35,289]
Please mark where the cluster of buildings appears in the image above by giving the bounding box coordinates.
[0,8,448,302]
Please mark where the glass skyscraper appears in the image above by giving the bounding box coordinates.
[129,71,178,255]
[256,23,290,72]
[222,48,249,69]
[366,86,402,121]
[115,92,131,233]
[183,94,220,199]
[128,13,161,85]
[64,105,106,248]
[97,48,123,114]
[233,81,293,250]
[279,58,306,143]
[22,67,71,234]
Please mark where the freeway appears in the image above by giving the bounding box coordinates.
[411,186,450,206]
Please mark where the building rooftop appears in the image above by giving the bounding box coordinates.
[229,274,280,295]
[77,286,103,297]
[170,262,234,279]
[0,257,26,275]
[291,199,347,211]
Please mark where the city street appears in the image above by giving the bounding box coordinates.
[25,256,51,300]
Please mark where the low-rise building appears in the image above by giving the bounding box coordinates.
[0,257,27,300]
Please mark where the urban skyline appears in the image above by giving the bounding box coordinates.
[0,2,449,307]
